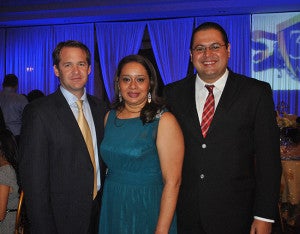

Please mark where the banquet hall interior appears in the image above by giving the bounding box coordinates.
[1,0,300,111]
[1,0,300,233]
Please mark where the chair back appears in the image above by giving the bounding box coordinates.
[14,190,24,234]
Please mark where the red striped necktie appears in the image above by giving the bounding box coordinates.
[201,85,215,138]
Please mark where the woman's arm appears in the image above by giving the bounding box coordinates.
[0,184,10,221]
[155,112,184,234]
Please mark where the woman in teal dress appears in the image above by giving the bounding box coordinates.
[99,54,184,234]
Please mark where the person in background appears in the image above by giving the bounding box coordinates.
[18,40,107,234]
[0,74,28,143]
[0,129,19,233]
[164,22,282,234]
[27,89,45,102]
[99,54,184,233]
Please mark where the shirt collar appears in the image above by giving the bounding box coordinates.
[196,69,229,92]
[60,86,87,106]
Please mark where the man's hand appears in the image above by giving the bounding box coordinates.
[250,219,272,234]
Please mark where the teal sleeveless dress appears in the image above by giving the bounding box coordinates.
[99,109,177,234]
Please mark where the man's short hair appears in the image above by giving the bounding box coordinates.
[2,74,18,87]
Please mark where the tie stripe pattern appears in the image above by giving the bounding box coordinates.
[201,85,215,138]
[76,100,97,199]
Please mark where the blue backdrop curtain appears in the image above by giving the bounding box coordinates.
[0,29,5,83]
[5,26,53,95]
[252,12,300,115]
[4,24,95,96]
[1,14,299,115]
[95,22,146,102]
[53,23,95,94]
[147,18,194,85]
[196,15,251,77]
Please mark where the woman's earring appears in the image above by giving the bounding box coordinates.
[147,92,151,104]
[119,93,122,102]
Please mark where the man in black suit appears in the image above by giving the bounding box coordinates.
[19,40,107,234]
[164,22,282,234]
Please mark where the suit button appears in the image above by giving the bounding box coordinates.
[202,144,206,149]
[200,174,205,179]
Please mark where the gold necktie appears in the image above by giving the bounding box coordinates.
[76,100,97,199]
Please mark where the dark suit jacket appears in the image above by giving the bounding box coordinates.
[164,71,282,233]
[18,89,107,234]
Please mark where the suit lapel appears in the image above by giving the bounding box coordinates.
[182,76,203,137]
[53,89,85,141]
[87,95,102,146]
[87,95,107,184]
[209,71,239,133]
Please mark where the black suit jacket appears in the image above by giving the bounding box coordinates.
[19,89,107,234]
[164,71,282,233]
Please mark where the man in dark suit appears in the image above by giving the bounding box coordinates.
[18,40,107,234]
[164,22,282,234]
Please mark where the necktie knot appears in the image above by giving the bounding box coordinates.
[76,100,83,110]
[205,85,214,94]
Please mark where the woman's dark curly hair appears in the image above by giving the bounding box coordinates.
[112,54,165,124]
[0,129,18,171]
